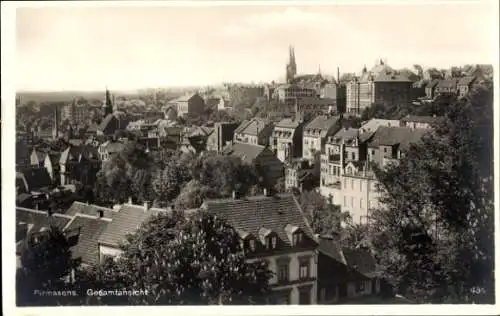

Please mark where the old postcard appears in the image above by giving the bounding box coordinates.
[2,0,499,315]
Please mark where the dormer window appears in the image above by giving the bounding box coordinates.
[271,236,277,249]
[292,232,303,245]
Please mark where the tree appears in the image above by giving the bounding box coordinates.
[369,82,494,303]
[296,190,350,235]
[80,211,273,305]
[17,226,76,306]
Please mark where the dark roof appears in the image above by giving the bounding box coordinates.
[16,208,72,235]
[342,247,379,278]
[65,201,116,219]
[304,115,340,133]
[457,76,476,86]
[275,118,301,129]
[98,204,165,247]
[234,120,251,134]
[373,72,412,83]
[19,167,52,191]
[437,79,458,89]
[202,194,317,249]
[368,126,428,149]
[64,215,110,266]
[59,145,98,164]
[32,149,48,163]
[239,119,272,136]
[425,79,440,89]
[223,142,266,163]
[330,127,359,143]
[318,236,345,263]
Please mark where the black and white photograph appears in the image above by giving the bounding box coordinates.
[2,0,499,314]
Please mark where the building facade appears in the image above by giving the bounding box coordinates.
[270,118,304,163]
[302,115,342,161]
[233,118,274,147]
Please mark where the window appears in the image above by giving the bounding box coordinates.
[343,196,347,206]
[271,236,277,249]
[249,239,256,251]
[360,198,364,209]
[320,288,326,302]
[293,232,303,245]
[299,257,310,279]
[351,152,355,160]
[351,197,355,207]
[351,179,354,189]
[356,281,365,293]
[277,262,289,283]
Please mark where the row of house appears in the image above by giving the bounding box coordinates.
[16,192,384,304]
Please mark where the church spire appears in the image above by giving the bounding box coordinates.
[103,86,113,117]
[286,45,297,83]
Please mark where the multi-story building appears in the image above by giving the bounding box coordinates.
[201,192,319,304]
[233,118,274,147]
[457,76,477,98]
[98,140,126,162]
[285,159,318,192]
[273,84,317,103]
[435,79,458,96]
[270,118,304,163]
[424,79,440,99]
[206,122,239,153]
[302,115,342,161]
[166,93,205,117]
[399,115,438,130]
[59,145,100,186]
[359,118,400,133]
[294,97,338,119]
[346,62,412,115]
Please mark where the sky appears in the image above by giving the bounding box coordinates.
[15,1,498,91]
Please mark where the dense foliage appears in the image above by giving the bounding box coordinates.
[76,211,273,305]
[369,81,494,303]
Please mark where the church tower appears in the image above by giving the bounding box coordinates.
[286,45,297,83]
[103,87,113,118]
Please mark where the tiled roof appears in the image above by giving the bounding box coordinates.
[202,194,317,249]
[330,127,359,143]
[234,120,252,134]
[304,115,340,135]
[368,126,428,149]
[239,119,272,136]
[342,247,379,278]
[373,72,412,83]
[98,204,166,247]
[425,79,440,89]
[401,115,439,124]
[223,142,266,164]
[318,236,345,264]
[98,114,116,132]
[65,201,117,219]
[64,215,110,266]
[16,207,72,236]
[19,167,52,191]
[457,76,476,86]
[275,118,301,129]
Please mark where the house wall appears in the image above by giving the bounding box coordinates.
[340,173,381,224]
[187,95,205,116]
[374,82,412,107]
[303,135,321,161]
[346,280,373,298]
[249,249,318,304]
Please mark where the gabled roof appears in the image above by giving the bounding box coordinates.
[16,207,73,236]
[330,127,360,143]
[97,204,166,247]
[32,149,47,163]
[64,215,110,266]
[368,126,428,149]
[304,115,341,136]
[65,201,117,219]
[234,120,252,134]
[457,76,476,86]
[202,194,317,249]
[401,115,439,125]
[223,142,266,163]
[59,145,99,164]
[275,118,301,129]
[318,236,345,264]
[342,247,379,278]
[238,119,272,136]
[98,114,117,132]
[425,79,440,89]
[18,167,52,192]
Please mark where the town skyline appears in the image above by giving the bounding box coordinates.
[15,2,497,91]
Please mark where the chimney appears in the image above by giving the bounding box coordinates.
[337,67,340,84]
[128,197,133,205]
[143,201,149,212]
[47,209,53,217]
[264,188,272,197]
[232,190,238,199]
[98,210,104,218]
